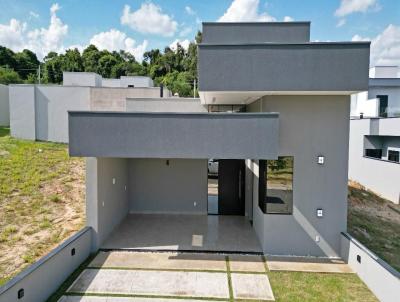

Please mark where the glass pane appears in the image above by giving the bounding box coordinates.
[265,156,293,214]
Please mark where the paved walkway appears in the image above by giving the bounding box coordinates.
[60,251,274,301]
[59,251,354,302]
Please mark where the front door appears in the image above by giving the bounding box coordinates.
[218,159,245,215]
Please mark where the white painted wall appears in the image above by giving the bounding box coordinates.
[86,157,129,250]
[121,76,154,88]
[0,228,91,302]
[350,92,378,117]
[0,84,9,126]
[9,85,36,140]
[369,66,399,78]
[341,233,400,302]
[349,118,400,204]
[63,72,102,87]
[35,86,90,142]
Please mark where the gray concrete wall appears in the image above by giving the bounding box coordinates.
[35,86,90,142]
[126,98,207,112]
[248,95,350,257]
[0,84,9,126]
[86,158,129,250]
[68,112,279,159]
[341,232,400,302]
[0,227,91,302]
[63,72,102,87]
[128,159,208,214]
[90,87,169,111]
[202,22,310,44]
[349,119,400,204]
[198,43,370,92]
[9,85,36,140]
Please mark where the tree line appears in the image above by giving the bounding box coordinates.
[0,31,202,97]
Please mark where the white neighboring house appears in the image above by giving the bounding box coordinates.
[8,72,170,143]
[349,66,400,204]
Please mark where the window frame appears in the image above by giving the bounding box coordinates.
[258,156,294,215]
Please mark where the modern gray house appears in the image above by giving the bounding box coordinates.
[68,22,370,257]
[349,66,400,204]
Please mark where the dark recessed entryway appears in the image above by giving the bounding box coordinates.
[208,159,246,216]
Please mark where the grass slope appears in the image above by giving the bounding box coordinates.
[348,181,400,272]
[0,127,85,286]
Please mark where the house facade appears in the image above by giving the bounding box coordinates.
[68,22,370,257]
[349,66,400,204]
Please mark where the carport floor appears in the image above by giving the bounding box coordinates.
[101,214,262,253]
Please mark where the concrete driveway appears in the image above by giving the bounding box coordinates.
[59,251,275,301]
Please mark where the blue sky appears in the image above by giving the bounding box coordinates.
[0,0,399,65]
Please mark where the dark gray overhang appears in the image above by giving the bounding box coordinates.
[198,42,370,92]
[68,111,279,159]
[202,22,311,44]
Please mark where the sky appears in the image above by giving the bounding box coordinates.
[0,0,399,66]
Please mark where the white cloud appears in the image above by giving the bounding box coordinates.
[218,0,276,22]
[352,24,400,66]
[169,39,190,51]
[179,26,192,37]
[121,3,177,37]
[283,16,294,22]
[0,19,26,51]
[29,11,39,19]
[335,0,379,17]
[90,29,148,61]
[185,6,195,16]
[336,18,346,27]
[0,3,67,59]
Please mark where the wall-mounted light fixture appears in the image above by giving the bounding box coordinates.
[71,248,76,256]
[317,155,325,165]
[166,160,170,166]
[316,208,323,218]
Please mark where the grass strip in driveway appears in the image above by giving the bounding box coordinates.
[224,256,234,302]
[268,271,378,302]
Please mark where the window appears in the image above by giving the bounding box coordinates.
[377,95,388,118]
[388,150,399,163]
[365,149,382,159]
[259,156,293,214]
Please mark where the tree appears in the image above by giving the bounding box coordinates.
[98,55,118,78]
[63,48,83,72]
[82,45,101,73]
[0,46,17,69]
[14,49,39,79]
[0,67,22,84]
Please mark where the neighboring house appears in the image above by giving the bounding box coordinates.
[0,84,9,126]
[8,72,170,143]
[349,66,400,204]
[68,21,370,257]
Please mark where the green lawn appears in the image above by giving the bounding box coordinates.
[0,127,85,286]
[269,271,377,302]
[348,182,400,272]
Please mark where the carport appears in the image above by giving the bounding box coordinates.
[68,111,279,252]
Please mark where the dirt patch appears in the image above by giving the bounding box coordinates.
[0,137,85,285]
[348,180,400,224]
[348,181,400,272]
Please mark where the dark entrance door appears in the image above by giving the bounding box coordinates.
[218,159,245,215]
